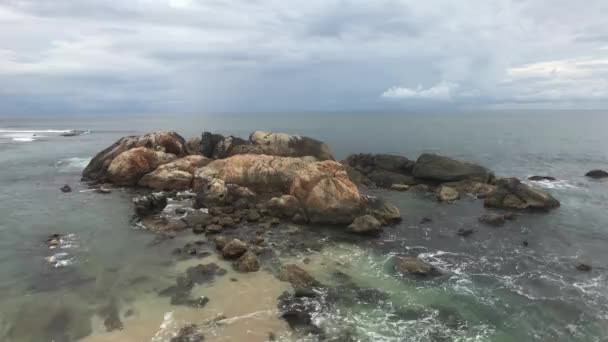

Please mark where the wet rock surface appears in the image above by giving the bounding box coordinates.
[393,256,441,277]
[347,215,383,236]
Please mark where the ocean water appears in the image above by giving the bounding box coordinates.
[0,111,607,341]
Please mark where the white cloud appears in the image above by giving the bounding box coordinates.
[381,82,459,101]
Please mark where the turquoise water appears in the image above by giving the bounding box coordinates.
[0,111,607,341]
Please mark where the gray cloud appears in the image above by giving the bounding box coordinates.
[0,0,607,115]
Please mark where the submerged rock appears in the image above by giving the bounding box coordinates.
[575,262,592,272]
[413,153,493,183]
[347,215,383,236]
[478,213,517,227]
[60,184,72,193]
[436,186,459,202]
[456,228,475,237]
[394,256,441,277]
[186,263,227,284]
[278,264,320,289]
[585,169,608,179]
[234,251,260,272]
[484,178,560,210]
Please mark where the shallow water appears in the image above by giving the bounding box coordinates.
[0,111,607,341]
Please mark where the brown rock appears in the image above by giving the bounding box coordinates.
[278,264,320,289]
[484,178,560,211]
[107,147,177,186]
[185,137,202,155]
[347,215,383,235]
[221,239,248,259]
[234,252,260,272]
[205,224,223,234]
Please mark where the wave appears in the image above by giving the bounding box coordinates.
[527,179,580,190]
[0,129,72,133]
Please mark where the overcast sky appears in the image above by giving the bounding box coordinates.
[1,0,607,115]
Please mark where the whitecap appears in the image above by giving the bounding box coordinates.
[527,179,579,190]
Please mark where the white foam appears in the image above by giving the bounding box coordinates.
[56,157,91,171]
[527,179,579,190]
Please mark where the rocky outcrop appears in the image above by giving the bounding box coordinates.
[138,155,212,190]
[413,154,493,183]
[347,215,383,235]
[484,178,560,211]
[106,147,177,185]
[441,180,496,198]
[585,170,608,179]
[83,131,187,182]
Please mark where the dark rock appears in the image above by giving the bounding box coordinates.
[576,263,592,272]
[200,132,248,159]
[186,263,227,284]
[347,215,383,236]
[368,171,419,188]
[394,256,440,277]
[346,153,414,175]
[234,251,260,272]
[182,211,210,227]
[522,240,529,247]
[221,239,248,259]
[478,213,516,227]
[60,130,87,137]
[528,176,557,181]
[484,178,560,211]
[205,224,223,234]
[441,180,496,198]
[364,196,401,225]
[246,210,262,222]
[218,216,235,228]
[413,153,493,183]
[95,187,112,194]
[133,192,168,217]
[278,264,320,289]
[343,165,373,187]
[192,225,206,235]
[213,236,228,250]
[60,184,72,193]
[46,233,62,247]
[585,169,608,179]
[420,217,432,224]
[457,228,474,237]
[277,291,324,336]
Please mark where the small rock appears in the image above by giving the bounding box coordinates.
[234,251,260,272]
[246,210,262,222]
[218,216,235,228]
[205,224,223,234]
[183,211,210,227]
[60,184,72,193]
[95,187,112,194]
[214,236,228,250]
[390,184,410,191]
[436,186,459,202]
[221,239,248,259]
[347,215,383,236]
[269,217,280,226]
[457,228,474,237]
[291,213,308,224]
[192,225,206,235]
[585,170,608,179]
[175,208,187,215]
[522,240,529,247]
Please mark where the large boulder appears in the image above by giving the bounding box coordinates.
[413,154,493,183]
[278,265,320,289]
[106,147,177,186]
[82,131,187,181]
[237,131,334,161]
[185,137,202,155]
[138,155,212,190]
[290,161,365,224]
[484,178,560,210]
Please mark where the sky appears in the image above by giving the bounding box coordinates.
[1,0,607,115]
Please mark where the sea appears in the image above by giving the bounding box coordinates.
[0,111,607,341]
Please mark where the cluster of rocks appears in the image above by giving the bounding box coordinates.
[345,153,561,211]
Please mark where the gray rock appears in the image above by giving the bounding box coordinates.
[394,256,440,277]
[585,170,608,179]
[364,197,401,224]
[413,153,493,183]
[484,178,560,211]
